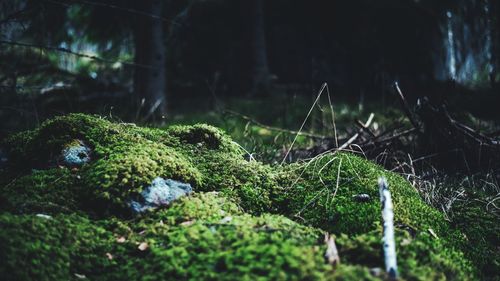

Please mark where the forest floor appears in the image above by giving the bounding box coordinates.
[0,90,499,280]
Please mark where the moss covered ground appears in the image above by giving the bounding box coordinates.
[0,113,496,280]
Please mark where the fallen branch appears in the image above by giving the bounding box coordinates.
[337,113,374,151]
[394,82,420,130]
[379,177,398,279]
[224,109,330,140]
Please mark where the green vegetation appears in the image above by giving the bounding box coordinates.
[0,113,493,280]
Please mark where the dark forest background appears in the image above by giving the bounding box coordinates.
[0,0,499,137]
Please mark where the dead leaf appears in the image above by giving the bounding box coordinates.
[180,220,195,226]
[106,252,113,260]
[116,236,126,243]
[400,238,412,246]
[138,242,149,251]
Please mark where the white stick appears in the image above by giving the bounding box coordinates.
[378,177,398,279]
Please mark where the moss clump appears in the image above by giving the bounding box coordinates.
[0,168,81,215]
[81,143,201,215]
[163,123,280,214]
[0,193,337,281]
[449,203,500,279]
[112,194,333,280]
[275,153,452,236]
[274,153,476,280]
[335,229,475,280]
[0,114,487,280]
[3,114,203,215]
[0,213,115,281]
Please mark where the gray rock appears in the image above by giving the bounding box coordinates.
[130,177,192,213]
[62,140,91,166]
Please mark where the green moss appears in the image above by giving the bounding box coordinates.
[138,191,244,226]
[0,114,489,280]
[450,203,500,279]
[0,194,339,281]
[335,229,474,280]
[116,215,333,280]
[82,143,202,215]
[0,213,115,281]
[275,153,451,236]
[0,168,81,215]
[274,153,476,280]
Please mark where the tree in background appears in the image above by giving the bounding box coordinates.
[250,0,271,96]
[0,0,195,121]
[132,0,167,121]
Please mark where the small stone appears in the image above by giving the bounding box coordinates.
[116,236,126,243]
[61,140,91,167]
[106,252,113,260]
[353,193,371,202]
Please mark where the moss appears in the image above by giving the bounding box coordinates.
[275,153,477,279]
[105,193,335,280]
[0,114,488,280]
[0,168,82,215]
[335,229,474,280]
[138,191,244,226]
[3,114,203,216]
[0,213,115,281]
[81,143,202,215]
[165,123,238,151]
[163,124,282,214]
[0,194,340,281]
[450,203,500,279]
[275,153,452,236]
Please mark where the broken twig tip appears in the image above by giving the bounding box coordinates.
[324,233,340,266]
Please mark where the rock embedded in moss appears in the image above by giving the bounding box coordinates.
[129,177,193,214]
[60,139,91,167]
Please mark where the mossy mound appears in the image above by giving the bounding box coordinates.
[0,193,335,281]
[0,114,486,280]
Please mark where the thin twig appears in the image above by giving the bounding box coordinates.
[337,113,374,151]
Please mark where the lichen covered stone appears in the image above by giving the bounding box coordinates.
[0,113,493,280]
[61,139,91,167]
[129,177,193,213]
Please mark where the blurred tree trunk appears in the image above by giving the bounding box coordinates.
[250,0,271,96]
[133,0,167,121]
[490,0,499,86]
